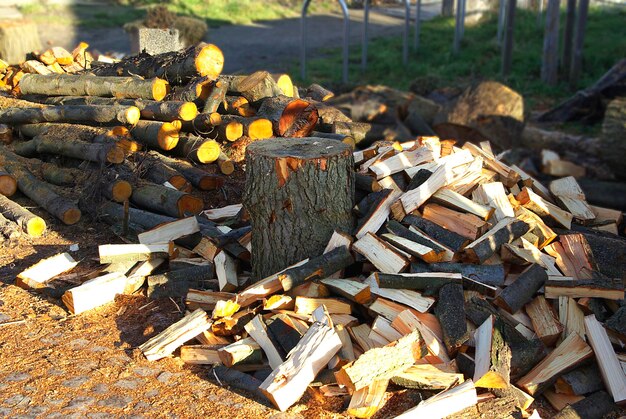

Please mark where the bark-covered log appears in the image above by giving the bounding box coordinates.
[0,211,20,243]
[220,115,273,141]
[0,166,17,196]
[147,264,215,298]
[98,200,176,232]
[599,97,626,178]
[227,71,281,103]
[137,157,190,192]
[0,194,45,237]
[278,246,355,291]
[0,104,140,126]
[147,151,224,191]
[521,125,601,157]
[419,262,506,287]
[304,83,334,102]
[23,95,198,122]
[243,137,354,280]
[554,391,618,419]
[166,76,214,103]
[402,214,468,253]
[434,283,469,354]
[577,178,626,211]
[463,218,530,264]
[556,363,604,396]
[18,73,170,101]
[495,264,547,313]
[219,95,255,117]
[257,95,319,137]
[203,79,229,113]
[433,81,525,150]
[181,112,222,136]
[131,120,181,151]
[89,43,224,85]
[170,135,220,164]
[0,152,80,225]
[212,366,263,396]
[373,272,461,295]
[16,134,125,164]
[131,183,203,218]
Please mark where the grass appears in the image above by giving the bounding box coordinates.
[299,7,626,109]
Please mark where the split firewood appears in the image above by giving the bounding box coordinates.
[98,243,175,264]
[472,182,515,222]
[421,204,489,241]
[147,264,215,299]
[517,186,573,229]
[138,216,200,244]
[244,315,283,370]
[139,309,212,361]
[18,73,170,101]
[495,264,547,313]
[555,363,605,396]
[16,252,78,290]
[354,232,409,274]
[257,95,318,137]
[525,295,563,346]
[463,218,530,264]
[215,250,238,292]
[180,345,223,365]
[558,296,586,341]
[549,176,596,222]
[473,316,511,388]
[90,43,224,84]
[62,272,127,315]
[544,276,624,300]
[432,188,493,220]
[395,379,478,418]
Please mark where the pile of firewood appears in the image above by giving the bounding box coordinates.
[13,132,626,417]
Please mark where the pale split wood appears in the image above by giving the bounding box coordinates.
[320,279,370,304]
[558,296,586,341]
[138,216,199,244]
[395,379,478,418]
[369,147,434,179]
[391,310,449,363]
[16,252,77,290]
[203,204,243,221]
[244,315,283,370]
[347,379,389,418]
[180,345,223,365]
[215,250,238,292]
[472,182,515,222]
[98,243,174,264]
[549,176,595,221]
[62,272,127,315]
[353,232,409,274]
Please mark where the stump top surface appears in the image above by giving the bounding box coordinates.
[246,137,350,159]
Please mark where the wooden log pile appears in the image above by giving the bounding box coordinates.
[3,42,626,417]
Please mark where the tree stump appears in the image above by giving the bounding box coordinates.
[0,20,42,65]
[243,137,354,280]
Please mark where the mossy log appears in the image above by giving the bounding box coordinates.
[24,95,198,122]
[89,43,224,85]
[0,194,46,237]
[131,120,181,151]
[243,137,355,280]
[131,183,203,218]
[257,95,319,137]
[18,73,169,101]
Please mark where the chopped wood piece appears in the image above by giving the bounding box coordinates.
[422,262,506,287]
[369,285,435,314]
[464,218,530,264]
[434,283,469,354]
[550,176,595,221]
[0,194,45,237]
[473,316,511,388]
[513,205,557,249]
[244,315,283,370]
[380,233,444,263]
[180,345,223,365]
[495,264,547,313]
[432,188,493,220]
[553,390,619,419]
[517,187,573,229]
[16,252,78,290]
[353,233,409,274]
[391,363,463,389]
[584,315,626,405]
[558,296,586,341]
[98,243,174,264]
[373,272,462,296]
[354,189,400,239]
[556,363,604,396]
[259,320,342,411]
[147,264,215,299]
[395,379,478,418]
[62,272,127,315]
[390,310,448,363]
[294,297,351,315]
[422,203,489,240]
[369,147,434,179]
[217,337,261,367]
[544,390,585,411]
[320,279,370,304]
[462,142,520,186]
[137,216,199,245]
[403,214,469,253]
[131,183,203,218]
[214,251,238,292]
[278,246,354,292]
[234,259,309,307]
[349,324,380,351]
[472,182,515,222]
[186,290,235,311]
[139,309,212,361]
[335,330,426,393]
[347,379,388,418]
[525,295,563,347]
[517,333,593,395]
[263,294,294,311]
[545,276,624,300]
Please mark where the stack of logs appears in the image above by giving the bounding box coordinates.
[13,133,626,417]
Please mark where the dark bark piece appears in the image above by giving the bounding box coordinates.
[147,264,215,298]
[606,306,626,337]
[279,246,354,291]
[553,391,618,419]
[406,169,433,191]
[18,73,169,101]
[385,220,446,254]
[432,81,525,150]
[257,95,319,138]
[464,219,530,264]
[402,214,468,252]
[434,283,468,354]
[212,366,263,397]
[495,264,548,313]
[227,71,281,103]
[354,173,381,193]
[599,97,626,179]
[538,58,626,123]
[266,315,304,355]
[574,229,626,280]
[243,138,354,280]
[424,262,506,287]
[131,183,203,218]
[556,363,605,396]
[578,178,626,211]
[89,43,224,85]
[374,272,461,296]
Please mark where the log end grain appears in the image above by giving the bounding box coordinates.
[279,99,318,137]
[62,207,82,225]
[108,180,133,203]
[122,106,141,125]
[106,146,126,164]
[25,216,46,237]
[158,120,181,151]
[0,173,17,197]
[218,160,235,176]
[196,43,224,80]
[179,102,198,122]
[178,195,204,217]
[195,140,221,164]
[152,78,170,101]
[222,121,244,142]
[248,118,274,140]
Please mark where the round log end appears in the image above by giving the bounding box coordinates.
[209,112,222,126]
[118,139,142,153]
[177,195,204,217]
[179,102,198,122]
[342,136,356,150]
[26,217,46,237]
[110,180,132,202]
[197,44,224,80]
[169,175,191,192]
[110,126,131,138]
[248,118,274,140]
[224,121,244,142]
[199,176,225,191]
[123,106,141,125]
[0,174,17,197]
[106,146,126,164]
[152,78,170,101]
[62,208,82,225]
[218,160,235,175]
[158,121,181,151]
[196,140,221,164]
[274,74,294,98]
[279,99,318,138]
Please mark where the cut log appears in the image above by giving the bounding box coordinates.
[203,79,228,113]
[395,379,478,418]
[525,295,563,347]
[463,218,530,264]
[266,313,305,354]
[257,95,319,137]
[434,283,469,354]
[228,71,281,102]
[514,205,557,249]
[0,194,45,237]
[494,264,547,313]
[304,83,334,102]
[544,389,585,411]
[131,183,203,218]
[212,307,259,337]
[584,315,626,405]
[556,363,604,396]
[220,95,254,117]
[243,138,354,280]
[421,262,506,287]
[259,320,342,411]
[473,316,511,389]
[16,252,77,290]
[18,73,169,100]
[278,246,354,292]
[182,112,222,135]
[212,365,262,396]
[131,120,181,151]
[139,309,212,361]
[0,103,141,127]
[544,276,624,300]
[517,332,593,395]
[347,379,388,419]
[335,329,427,393]
[353,232,409,274]
[90,43,224,84]
[98,243,174,264]
[543,234,595,279]
[180,345,223,365]
[146,151,224,191]
[147,264,215,299]
[553,391,619,419]
[61,272,127,315]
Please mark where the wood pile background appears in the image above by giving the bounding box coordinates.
[1,42,626,418]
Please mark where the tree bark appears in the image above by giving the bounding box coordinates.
[170,135,220,164]
[495,264,548,313]
[131,120,181,151]
[599,97,626,179]
[146,151,224,191]
[0,211,20,243]
[18,73,170,101]
[0,194,45,237]
[243,137,354,280]
[147,264,215,298]
[15,134,125,164]
[541,0,560,86]
[257,95,319,137]
[435,283,469,354]
[131,183,203,218]
[89,43,224,85]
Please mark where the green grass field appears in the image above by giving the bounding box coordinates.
[299,7,625,108]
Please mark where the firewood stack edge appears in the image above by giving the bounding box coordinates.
[2,42,626,418]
